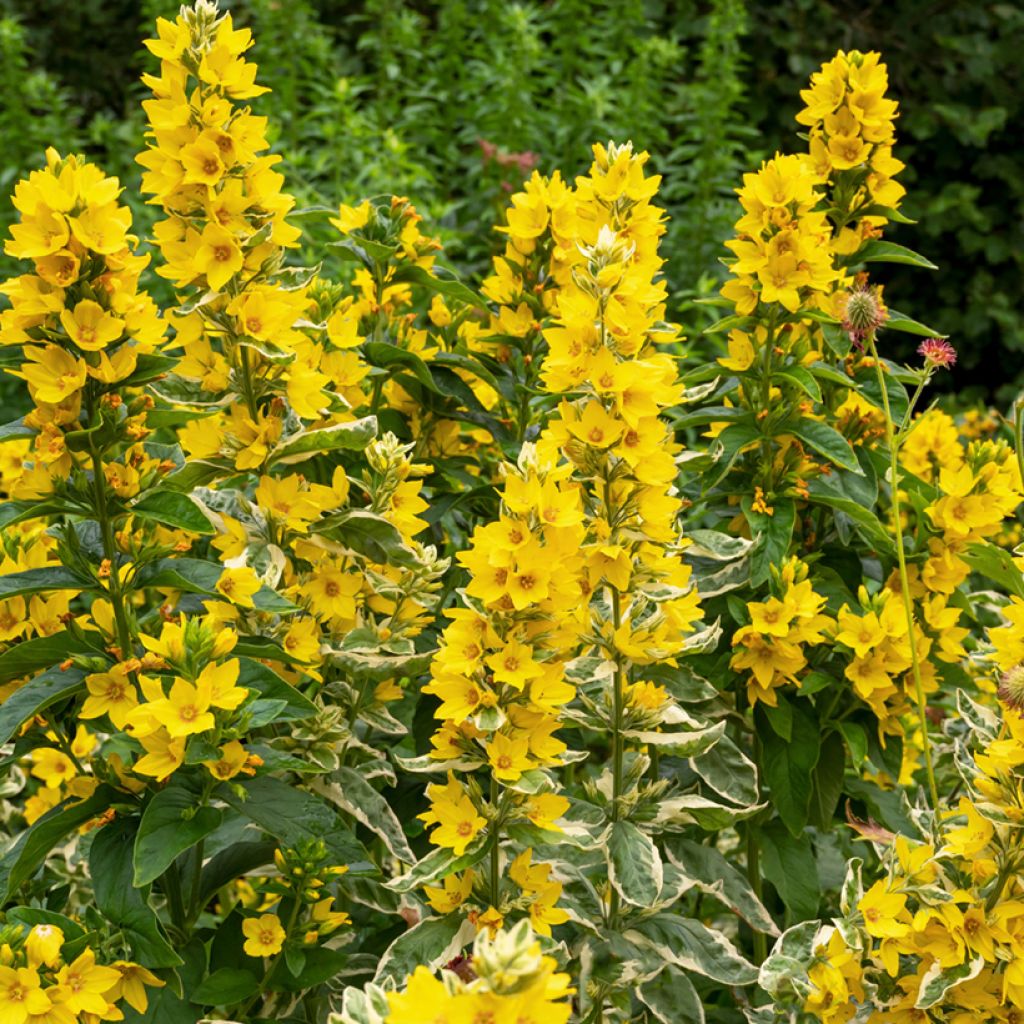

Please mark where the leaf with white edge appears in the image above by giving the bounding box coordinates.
[314,769,414,863]
[623,721,725,757]
[374,915,474,985]
[629,914,758,985]
[916,955,984,1009]
[655,794,765,831]
[663,837,778,935]
[690,733,759,807]
[638,965,705,1024]
[685,530,754,561]
[269,416,377,465]
[839,857,864,916]
[608,820,663,908]
[312,508,419,569]
[387,841,489,893]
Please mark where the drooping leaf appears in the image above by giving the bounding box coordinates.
[130,491,215,534]
[316,768,415,863]
[757,701,821,836]
[0,667,86,745]
[89,818,182,968]
[374,915,472,985]
[638,964,706,1024]
[629,914,758,985]
[269,416,377,465]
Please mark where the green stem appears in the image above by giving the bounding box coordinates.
[1014,398,1024,493]
[89,447,134,660]
[489,774,500,907]
[238,344,259,420]
[867,336,939,808]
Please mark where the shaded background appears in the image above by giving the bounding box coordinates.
[1,0,1020,402]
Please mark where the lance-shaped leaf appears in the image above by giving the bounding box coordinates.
[622,720,725,758]
[388,263,484,308]
[0,786,116,903]
[638,965,706,1024]
[916,954,984,1009]
[387,841,489,893]
[269,415,377,465]
[848,238,938,269]
[786,419,861,473]
[314,768,415,863]
[628,914,758,985]
[374,914,474,985]
[758,701,821,836]
[130,491,215,534]
[312,508,419,569]
[0,566,92,602]
[90,818,183,968]
[655,793,765,831]
[0,667,86,745]
[691,733,759,807]
[135,558,299,614]
[664,836,778,936]
[217,776,367,867]
[133,778,224,886]
[364,341,440,393]
[236,657,316,720]
[608,820,663,908]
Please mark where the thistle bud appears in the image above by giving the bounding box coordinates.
[841,287,887,342]
[998,664,1024,714]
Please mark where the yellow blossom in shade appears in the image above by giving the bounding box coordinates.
[943,796,995,859]
[486,732,533,782]
[242,913,285,957]
[81,666,138,729]
[24,925,64,968]
[29,747,76,789]
[524,793,570,832]
[857,880,910,939]
[204,740,248,781]
[215,566,261,608]
[54,949,121,1016]
[424,870,475,915]
[103,961,164,1015]
[133,728,186,781]
[419,776,486,856]
[0,966,50,1022]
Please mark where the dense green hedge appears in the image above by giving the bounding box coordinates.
[1,0,1020,398]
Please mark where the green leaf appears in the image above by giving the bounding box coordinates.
[774,366,822,402]
[663,837,778,935]
[807,478,894,555]
[318,768,415,862]
[130,491,215,534]
[964,542,1024,599]
[607,820,662,908]
[374,915,470,985]
[850,239,938,269]
[6,907,86,941]
[190,967,259,1005]
[388,263,484,308]
[759,822,820,921]
[0,566,91,602]
[0,417,36,443]
[703,313,756,334]
[217,776,366,867]
[629,914,758,985]
[0,499,82,530]
[638,965,705,1024]
[0,667,86,745]
[236,657,317,721]
[198,841,276,910]
[741,496,796,588]
[757,700,821,836]
[839,721,869,770]
[885,308,946,338]
[364,341,440,393]
[787,419,861,473]
[690,734,759,807]
[119,353,178,388]
[808,732,846,830]
[269,416,377,465]
[134,780,224,886]
[90,818,182,968]
[312,508,419,568]
[0,631,102,684]
[134,558,299,614]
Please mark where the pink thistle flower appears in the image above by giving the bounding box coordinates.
[917,337,956,369]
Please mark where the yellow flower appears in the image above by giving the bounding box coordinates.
[58,299,124,352]
[0,966,50,1022]
[194,223,244,291]
[424,870,475,915]
[486,732,532,782]
[242,913,286,957]
[81,666,138,729]
[54,949,121,1016]
[204,740,248,781]
[29,747,76,789]
[857,880,910,939]
[104,961,165,1015]
[215,566,261,608]
[13,345,87,404]
[24,925,64,968]
[133,729,186,781]
[419,776,486,855]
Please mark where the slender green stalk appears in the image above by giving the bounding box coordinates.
[89,446,134,660]
[489,774,500,907]
[867,335,939,807]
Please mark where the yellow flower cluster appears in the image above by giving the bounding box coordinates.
[0,925,162,1024]
[730,557,834,708]
[0,149,165,499]
[723,152,837,315]
[798,50,905,253]
[386,921,572,1024]
[803,694,1024,1021]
